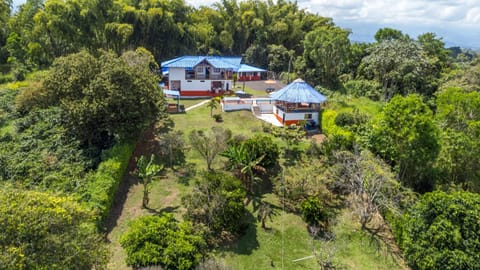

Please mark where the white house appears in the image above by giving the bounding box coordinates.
[270,79,327,126]
[161,56,266,97]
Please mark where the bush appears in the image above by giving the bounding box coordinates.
[321,110,354,151]
[300,197,331,230]
[213,114,223,122]
[0,188,108,269]
[242,135,280,168]
[334,112,355,127]
[84,142,135,224]
[343,79,381,100]
[121,214,206,269]
[182,171,246,242]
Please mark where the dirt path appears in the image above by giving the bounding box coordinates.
[105,127,157,269]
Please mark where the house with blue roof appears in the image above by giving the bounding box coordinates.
[161,56,266,97]
[270,78,326,126]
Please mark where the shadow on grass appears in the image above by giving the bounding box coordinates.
[174,162,197,186]
[145,205,181,215]
[221,211,260,255]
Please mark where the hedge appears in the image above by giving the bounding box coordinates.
[84,141,135,226]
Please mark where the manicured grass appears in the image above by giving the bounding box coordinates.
[106,98,406,270]
[219,193,319,270]
[327,210,405,270]
[167,97,210,109]
[107,171,192,270]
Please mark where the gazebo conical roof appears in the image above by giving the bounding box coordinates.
[270,78,327,103]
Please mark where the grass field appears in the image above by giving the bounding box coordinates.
[106,97,406,270]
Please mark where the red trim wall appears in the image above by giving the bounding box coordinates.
[238,75,261,81]
[273,113,301,126]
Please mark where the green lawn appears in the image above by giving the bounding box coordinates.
[325,94,383,116]
[107,98,406,270]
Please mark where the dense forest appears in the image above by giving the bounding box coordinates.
[1,0,480,269]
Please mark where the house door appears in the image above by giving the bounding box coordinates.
[171,80,181,92]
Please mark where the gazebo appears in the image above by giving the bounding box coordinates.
[270,78,327,126]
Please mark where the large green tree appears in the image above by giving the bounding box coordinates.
[0,188,108,269]
[303,25,350,88]
[395,191,480,270]
[368,94,439,192]
[42,49,164,148]
[435,87,480,191]
[0,0,12,64]
[359,39,431,100]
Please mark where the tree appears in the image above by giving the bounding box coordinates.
[156,130,186,169]
[435,87,480,191]
[189,127,231,170]
[395,191,480,270]
[256,201,273,230]
[134,154,162,208]
[0,0,12,64]
[0,188,108,269]
[359,39,431,100]
[368,95,439,192]
[220,142,265,193]
[120,214,206,269]
[374,27,405,42]
[303,26,350,88]
[332,151,403,230]
[207,97,220,117]
[42,49,164,149]
[182,171,246,242]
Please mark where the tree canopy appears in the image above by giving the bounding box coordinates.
[42,49,164,148]
[0,187,108,269]
[396,191,480,270]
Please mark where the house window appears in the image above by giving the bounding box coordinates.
[304,113,312,119]
[196,66,204,73]
[185,70,195,79]
[213,68,221,73]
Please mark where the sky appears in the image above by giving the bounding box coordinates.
[12,0,480,49]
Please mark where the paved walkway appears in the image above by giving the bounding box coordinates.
[185,99,211,111]
[256,113,283,127]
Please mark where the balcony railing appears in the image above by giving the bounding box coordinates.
[185,74,231,80]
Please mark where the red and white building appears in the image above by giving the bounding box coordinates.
[161,56,265,97]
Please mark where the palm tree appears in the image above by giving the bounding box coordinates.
[207,97,220,117]
[221,143,265,193]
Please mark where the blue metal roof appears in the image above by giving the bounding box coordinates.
[161,56,242,70]
[238,64,267,73]
[270,79,327,103]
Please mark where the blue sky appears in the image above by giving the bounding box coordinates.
[12,0,480,48]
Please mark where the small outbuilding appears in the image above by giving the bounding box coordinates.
[270,78,327,126]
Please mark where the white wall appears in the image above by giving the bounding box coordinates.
[169,67,232,91]
[274,106,319,125]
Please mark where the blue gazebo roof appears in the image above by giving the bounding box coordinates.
[270,79,327,103]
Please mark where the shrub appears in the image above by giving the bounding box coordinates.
[300,197,332,230]
[182,171,246,242]
[343,79,381,100]
[213,114,223,122]
[121,214,206,269]
[242,135,280,168]
[84,142,135,224]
